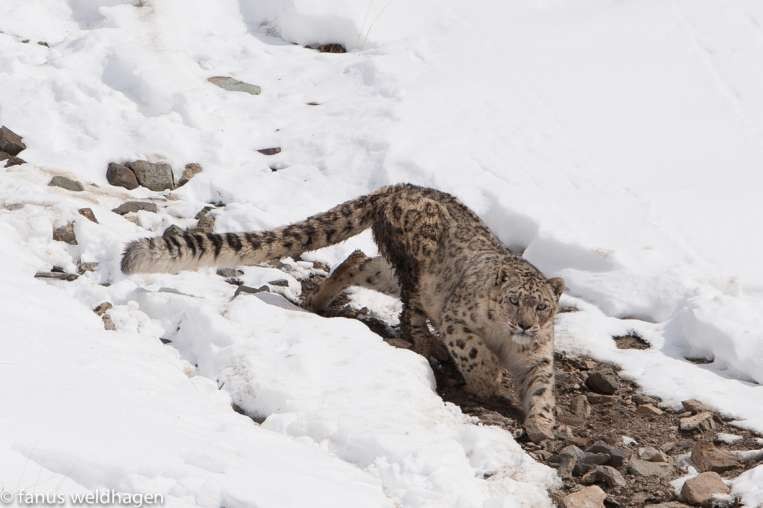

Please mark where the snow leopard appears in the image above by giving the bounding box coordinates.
[121,183,565,441]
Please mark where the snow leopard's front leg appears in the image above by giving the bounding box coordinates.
[501,338,556,442]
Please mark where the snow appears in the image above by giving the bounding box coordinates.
[2,0,763,506]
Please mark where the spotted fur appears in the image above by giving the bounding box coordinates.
[121,183,564,441]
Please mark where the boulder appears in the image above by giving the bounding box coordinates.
[691,442,739,473]
[562,486,606,508]
[0,126,26,155]
[52,222,77,245]
[112,201,158,215]
[680,472,730,505]
[127,160,174,191]
[106,162,139,190]
[627,457,674,478]
[585,368,619,395]
[78,208,98,223]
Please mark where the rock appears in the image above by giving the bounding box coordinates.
[309,43,347,53]
[613,334,650,350]
[48,176,84,192]
[127,160,174,191]
[93,302,112,316]
[34,271,78,281]
[78,208,98,223]
[681,472,730,505]
[682,399,711,414]
[77,261,98,274]
[562,486,607,508]
[0,126,26,155]
[102,314,116,331]
[311,260,330,272]
[1,152,25,166]
[112,201,158,215]
[587,393,616,404]
[585,368,619,395]
[268,279,289,287]
[639,446,669,463]
[627,457,674,478]
[586,441,628,468]
[680,412,716,432]
[257,146,282,156]
[638,403,664,416]
[192,206,216,233]
[572,394,592,418]
[557,454,577,479]
[177,162,202,186]
[691,442,739,473]
[217,268,243,278]
[208,76,261,95]
[581,465,627,488]
[660,441,678,453]
[52,222,77,245]
[233,285,269,298]
[106,162,139,190]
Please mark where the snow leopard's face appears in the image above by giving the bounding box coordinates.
[493,269,564,345]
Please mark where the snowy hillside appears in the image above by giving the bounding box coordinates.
[1,0,762,507]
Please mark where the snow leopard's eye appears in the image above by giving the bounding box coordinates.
[509,296,519,305]
[536,303,548,311]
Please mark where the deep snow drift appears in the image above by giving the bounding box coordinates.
[1,0,762,506]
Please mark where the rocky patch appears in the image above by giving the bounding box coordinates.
[0,126,27,166]
[48,176,84,192]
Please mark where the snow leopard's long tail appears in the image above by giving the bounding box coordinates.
[121,187,392,274]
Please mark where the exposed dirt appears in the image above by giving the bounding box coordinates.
[298,271,763,507]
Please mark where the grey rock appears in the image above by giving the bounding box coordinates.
[208,76,261,95]
[561,485,606,508]
[0,126,26,155]
[691,442,739,473]
[34,271,78,281]
[627,457,674,478]
[234,285,270,298]
[127,160,174,191]
[585,368,619,394]
[217,268,244,278]
[681,471,730,505]
[257,146,282,156]
[48,176,84,192]
[1,152,25,166]
[680,412,716,432]
[586,440,628,468]
[106,162,139,190]
[572,394,592,418]
[112,201,158,215]
[78,208,98,223]
[580,465,627,488]
[639,446,669,463]
[177,162,202,186]
[268,279,289,287]
[53,222,77,245]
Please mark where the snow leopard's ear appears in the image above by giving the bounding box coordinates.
[547,277,565,301]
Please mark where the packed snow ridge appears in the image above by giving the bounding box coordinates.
[1,0,762,506]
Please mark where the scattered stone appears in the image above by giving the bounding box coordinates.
[562,485,607,508]
[690,442,739,473]
[77,261,98,274]
[638,446,669,463]
[127,160,174,191]
[638,403,664,416]
[208,76,262,95]
[192,206,216,233]
[680,472,730,505]
[587,393,616,404]
[587,441,628,468]
[1,153,25,166]
[627,457,674,478]
[177,162,202,186]
[93,302,112,316]
[613,334,650,350]
[106,162,139,189]
[102,314,116,331]
[217,268,243,278]
[572,394,592,418]
[78,208,98,223]
[48,175,84,192]
[257,146,282,156]
[163,225,184,237]
[308,43,347,53]
[112,201,158,215]
[680,412,716,432]
[233,285,269,298]
[581,465,627,488]
[585,368,619,395]
[34,271,78,281]
[682,399,711,414]
[268,279,289,287]
[52,222,77,245]
[0,126,26,155]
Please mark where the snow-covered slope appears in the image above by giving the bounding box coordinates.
[1,0,762,506]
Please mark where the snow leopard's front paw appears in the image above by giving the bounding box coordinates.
[524,414,554,442]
